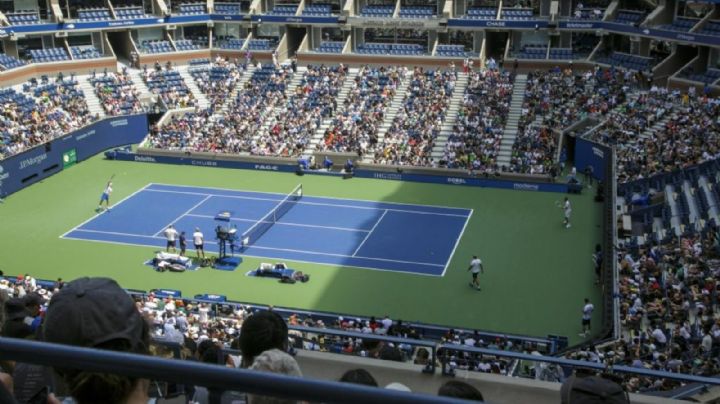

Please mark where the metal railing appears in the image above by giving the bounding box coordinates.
[287,325,438,373]
[435,343,720,387]
[0,337,467,404]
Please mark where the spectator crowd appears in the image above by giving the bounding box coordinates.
[90,67,144,116]
[0,74,97,159]
[318,65,406,156]
[374,67,456,166]
[441,68,513,171]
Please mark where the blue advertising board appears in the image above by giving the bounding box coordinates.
[574,137,610,182]
[112,151,570,193]
[448,19,549,29]
[0,114,148,197]
[249,15,339,24]
[1,15,719,47]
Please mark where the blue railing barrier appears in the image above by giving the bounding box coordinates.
[288,325,438,373]
[123,288,560,354]
[6,277,560,356]
[0,337,469,404]
[435,343,720,387]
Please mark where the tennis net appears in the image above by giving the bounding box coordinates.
[240,184,303,247]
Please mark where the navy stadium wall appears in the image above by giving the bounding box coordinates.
[0,114,148,197]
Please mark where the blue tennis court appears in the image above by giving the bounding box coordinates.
[61,183,472,276]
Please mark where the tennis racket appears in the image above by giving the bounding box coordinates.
[554,199,562,208]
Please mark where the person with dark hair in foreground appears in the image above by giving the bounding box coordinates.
[437,380,484,401]
[42,277,151,404]
[560,375,629,403]
[238,310,289,368]
[338,369,378,387]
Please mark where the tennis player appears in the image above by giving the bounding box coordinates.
[193,227,205,259]
[164,225,178,253]
[467,255,484,291]
[98,181,113,211]
[563,197,572,229]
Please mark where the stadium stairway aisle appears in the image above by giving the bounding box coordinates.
[430,72,470,162]
[639,111,672,141]
[218,64,255,114]
[125,67,151,99]
[308,66,359,150]
[699,176,720,224]
[665,184,682,236]
[285,65,307,98]
[177,65,211,109]
[78,75,107,119]
[251,67,300,143]
[681,179,701,224]
[361,69,412,163]
[497,74,526,168]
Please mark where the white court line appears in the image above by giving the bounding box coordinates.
[247,244,444,267]
[440,208,473,277]
[351,209,388,257]
[153,195,213,236]
[60,236,444,277]
[144,188,470,218]
[185,214,370,233]
[67,228,445,268]
[71,228,162,239]
[59,184,152,239]
[149,182,473,213]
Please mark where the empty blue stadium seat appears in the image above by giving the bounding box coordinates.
[697,20,720,36]
[71,46,102,59]
[267,4,298,15]
[115,7,146,19]
[360,5,394,17]
[399,6,435,19]
[436,44,470,57]
[77,8,112,21]
[614,10,645,24]
[178,3,207,15]
[7,11,40,25]
[465,7,496,20]
[660,17,699,32]
[140,40,174,54]
[0,53,25,70]
[215,3,242,14]
[302,4,332,15]
[317,41,344,53]
[28,48,70,63]
[501,8,533,20]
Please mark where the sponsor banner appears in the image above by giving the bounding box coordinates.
[210,14,246,21]
[62,148,77,169]
[113,152,569,193]
[151,289,182,298]
[355,170,566,192]
[557,21,720,47]
[3,17,720,47]
[448,19,549,29]
[575,137,609,182]
[0,114,147,197]
[348,17,440,29]
[194,294,227,302]
[116,152,299,173]
[250,15,339,24]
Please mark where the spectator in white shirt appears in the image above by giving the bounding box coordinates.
[193,227,205,259]
[164,225,178,253]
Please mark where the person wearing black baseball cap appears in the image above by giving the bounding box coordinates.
[42,277,151,404]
